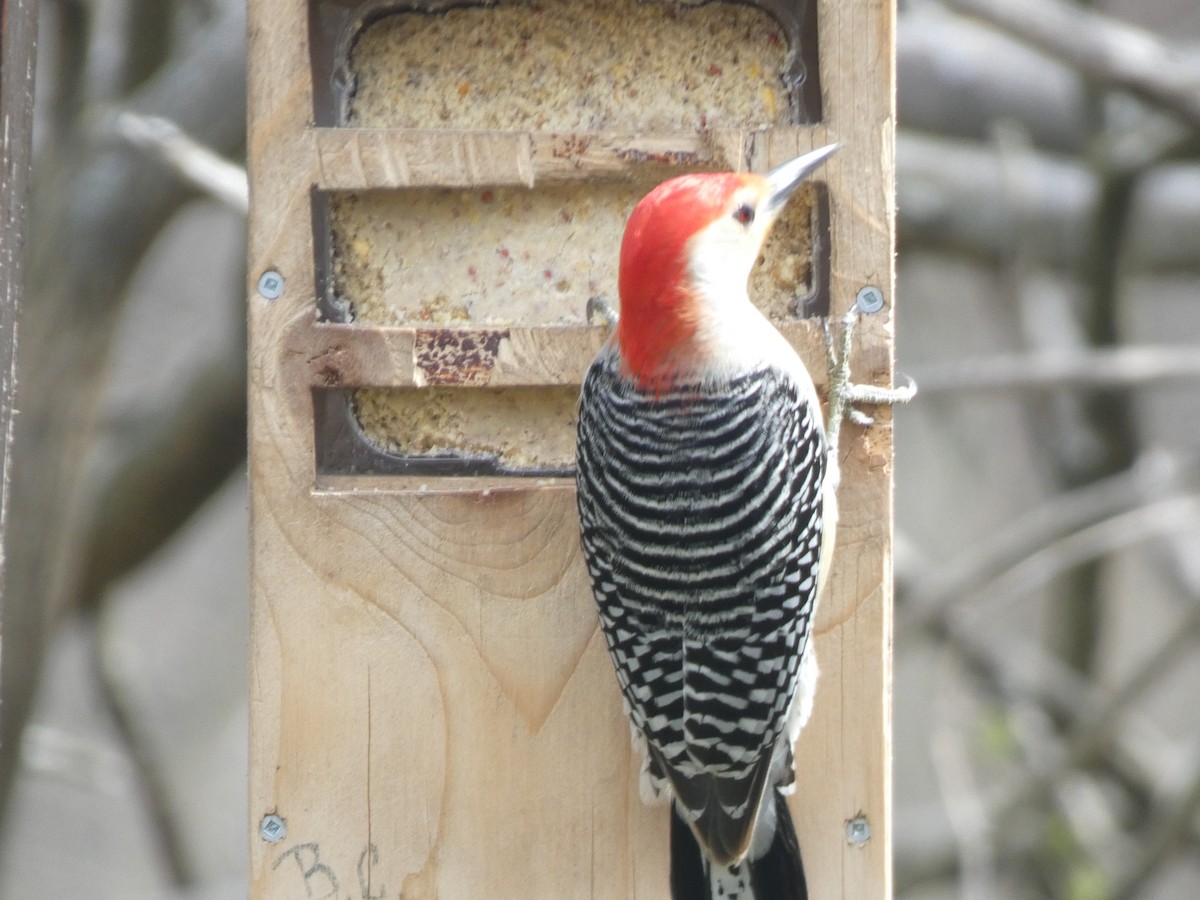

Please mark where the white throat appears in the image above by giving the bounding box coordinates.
[682,227,805,384]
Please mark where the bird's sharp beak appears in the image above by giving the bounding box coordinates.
[765,143,839,215]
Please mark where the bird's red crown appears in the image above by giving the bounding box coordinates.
[616,172,766,389]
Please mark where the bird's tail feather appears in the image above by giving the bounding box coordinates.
[670,802,710,900]
[669,791,808,900]
[746,790,808,900]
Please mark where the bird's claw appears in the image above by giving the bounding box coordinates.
[823,310,916,455]
[587,295,619,329]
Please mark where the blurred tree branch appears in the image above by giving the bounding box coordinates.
[911,345,1200,394]
[79,352,247,609]
[1113,753,1200,899]
[2,0,246,817]
[944,0,1194,695]
[898,5,1088,153]
[898,133,1200,271]
[109,111,249,212]
[946,0,1200,129]
[903,452,1200,634]
[930,719,999,900]
[900,448,1200,893]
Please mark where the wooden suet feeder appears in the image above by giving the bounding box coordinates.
[248,0,895,896]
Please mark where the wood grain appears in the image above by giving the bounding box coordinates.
[313,127,799,189]
[291,320,829,389]
[0,0,39,809]
[248,0,895,896]
[788,0,897,895]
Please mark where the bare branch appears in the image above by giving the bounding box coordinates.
[1114,756,1200,899]
[109,111,248,212]
[899,5,1087,153]
[1,0,246,811]
[899,9,1200,166]
[910,345,1200,395]
[902,451,1198,634]
[898,132,1200,272]
[87,611,196,885]
[945,0,1200,129]
[967,496,1200,612]
[984,603,1200,826]
[908,493,1200,889]
[79,354,247,606]
[1005,702,1134,879]
[930,719,998,900]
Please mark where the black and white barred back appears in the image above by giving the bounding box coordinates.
[576,349,826,898]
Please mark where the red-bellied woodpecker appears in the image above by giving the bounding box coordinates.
[576,145,840,900]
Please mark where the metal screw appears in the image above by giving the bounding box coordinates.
[855,285,885,314]
[845,815,871,845]
[257,269,284,300]
[260,813,286,843]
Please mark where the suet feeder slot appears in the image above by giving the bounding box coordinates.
[311,181,828,477]
[305,0,828,478]
[308,0,821,128]
[314,182,826,326]
[314,386,578,479]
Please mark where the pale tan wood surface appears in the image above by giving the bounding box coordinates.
[786,0,897,895]
[249,0,894,896]
[290,320,832,389]
[314,127,802,189]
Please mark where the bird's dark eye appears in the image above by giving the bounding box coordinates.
[733,204,755,226]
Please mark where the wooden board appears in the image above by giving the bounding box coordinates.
[0,0,40,806]
[248,0,894,896]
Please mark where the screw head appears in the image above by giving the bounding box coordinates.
[845,815,871,845]
[855,285,885,314]
[260,813,286,843]
[257,270,284,300]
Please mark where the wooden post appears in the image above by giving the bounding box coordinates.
[0,0,38,806]
[248,1,894,896]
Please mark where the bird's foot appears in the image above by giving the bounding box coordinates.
[823,311,916,454]
[586,295,619,329]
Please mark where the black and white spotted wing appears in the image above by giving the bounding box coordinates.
[576,353,827,864]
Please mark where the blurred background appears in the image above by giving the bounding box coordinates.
[1,0,1199,897]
